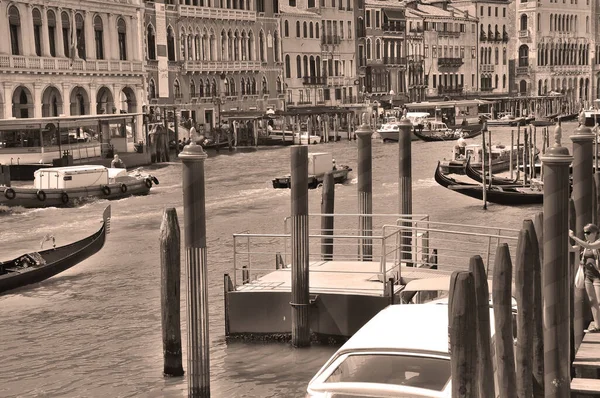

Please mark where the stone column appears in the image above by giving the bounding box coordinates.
[41,6,51,57]
[106,14,116,60]
[62,83,70,116]
[56,8,65,58]
[0,2,8,54]
[89,84,97,115]
[84,11,95,60]
[3,83,12,119]
[24,3,36,56]
[34,83,43,118]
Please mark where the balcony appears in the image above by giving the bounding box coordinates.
[438,57,464,67]
[179,5,256,21]
[183,60,262,73]
[438,31,460,38]
[382,23,406,33]
[516,65,530,75]
[519,30,530,39]
[302,76,327,85]
[438,86,464,95]
[383,56,407,66]
[0,55,144,75]
[480,64,495,73]
[322,35,341,45]
[327,76,347,86]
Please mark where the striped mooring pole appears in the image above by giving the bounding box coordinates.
[356,114,373,261]
[541,122,573,397]
[178,142,211,397]
[398,117,413,266]
[571,111,595,352]
[290,145,310,347]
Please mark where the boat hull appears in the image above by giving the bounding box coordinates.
[377,130,420,142]
[0,178,154,208]
[413,128,483,142]
[272,167,351,189]
[0,206,109,294]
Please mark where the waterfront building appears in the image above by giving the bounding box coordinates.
[359,0,408,108]
[0,0,146,133]
[143,0,284,132]
[406,10,426,102]
[406,0,478,100]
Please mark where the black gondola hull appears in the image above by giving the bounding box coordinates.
[272,167,351,189]
[413,127,484,142]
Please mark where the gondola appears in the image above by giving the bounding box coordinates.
[413,126,484,142]
[465,157,520,186]
[434,162,543,205]
[0,206,111,294]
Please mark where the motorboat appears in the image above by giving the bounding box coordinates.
[0,165,159,208]
[440,142,532,175]
[486,112,525,127]
[0,206,110,294]
[376,121,420,142]
[413,120,485,142]
[294,132,321,145]
[272,152,351,189]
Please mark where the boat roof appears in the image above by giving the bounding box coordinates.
[406,100,493,110]
[36,165,107,173]
[0,113,141,130]
[406,112,430,117]
[337,304,491,355]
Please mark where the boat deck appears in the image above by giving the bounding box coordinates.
[236,260,451,296]
[572,324,600,396]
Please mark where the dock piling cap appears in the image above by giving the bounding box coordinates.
[178,141,208,161]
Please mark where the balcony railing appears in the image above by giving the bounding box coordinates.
[438,86,464,95]
[178,5,256,21]
[0,55,144,74]
[382,23,406,33]
[519,30,530,39]
[183,60,262,73]
[302,76,327,85]
[438,31,460,38]
[322,35,341,45]
[409,27,424,33]
[384,56,407,65]
[438,58,464,67]
[480,64,495,73]
[516,65,530,75]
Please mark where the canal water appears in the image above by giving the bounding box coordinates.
[0,123,576,397]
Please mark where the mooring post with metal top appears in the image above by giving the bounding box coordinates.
[356,114,373,261]
[541,121,573,397]
[571,110,595,351]
[321,171,335,261]
[398,116,413,266]
[290,145,310,347]
[178,142,210,397]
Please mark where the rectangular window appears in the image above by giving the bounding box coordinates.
[495,7,498,17]
[34,25,42,56]
[335,88,341,100]
[472,74,475,87]
[332,0,335,7]
[424,45,429,57]
[480,6,483,16]
[366,10,371,27]
[424,75,428,86]
[471,47,476,58]
[49,27,56,57]
[348,21,352,39]
[503,8,506,17]
[10,25,19,55]
[375,11,380,28]
[287,90,293,103]
[472,24,475,33]
[432,45,437,58]
[340,21,344,39]
[460,47,464,58]
[433,75,437,88]
[95,30,104,59]
[324,88,330,100]
[460,74,464,86]
[349,60,353,76]
[488,6,491,16]
[460,24,465,32]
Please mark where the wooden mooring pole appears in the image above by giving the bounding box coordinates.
[356,114,373,261]
[398,117,413,267]
[448,271,477,398]
[179,142,210,397]
[541,122,572,397]
[321,171,335,261]
[571,111,595,353]
[515,229,534,398]
[468,256,495,397]
[160,208,184,377]
[290,145,310,347]
[493,243,517,398]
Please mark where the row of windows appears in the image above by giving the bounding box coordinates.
[536,78,590,97]
[173,0,252,9]
[363,39,403,60]
[148,75,283,99]
[537,43,590,66]
[287,87,354,105]
[480,47,508,66]
[479,5,507,18]
[283,55,352,79]
[8,5,128,60]
[480,75,508,90]
[283,20,353,40]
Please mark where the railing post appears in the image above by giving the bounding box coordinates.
[290,146,310,347]
[178,142,210,397]
[398,116,413,267]
[571,111,595,352]
[356,114,373,261]
[541,121,572,397]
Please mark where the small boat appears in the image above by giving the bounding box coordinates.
[272,152,351,189]
[294,132,321,145]
[0,206,111,294]
[196,138,230,150]
[465,157,520,186]
[486,112,525,127]
[0,165,159,208]
[435,162,543,205]
[413,125,484,142]
[259,130,295,146]
[440,142,530,175]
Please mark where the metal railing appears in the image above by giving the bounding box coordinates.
[231,214,519,296]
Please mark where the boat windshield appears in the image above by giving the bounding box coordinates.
[325,353,451,391]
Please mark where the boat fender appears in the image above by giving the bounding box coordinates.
[120,183,128,194]
[145,178,153,189]
[102,185,111,196]
[4,187,16,200]
[151,176,159,185]
[36,190,47,201]
[61,191,69,204]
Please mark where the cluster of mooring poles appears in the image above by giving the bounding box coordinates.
[449,112,600,397]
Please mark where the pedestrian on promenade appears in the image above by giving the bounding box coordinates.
[570,224,600,332]
[111,154,126,169]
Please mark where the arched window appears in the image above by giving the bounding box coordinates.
[174,79,181,98]
[147,25,156,60]
[503,75,507,89]
[191,80,196,97]
[241,78,246,95]
[199,80,204,97]
[296,21,301,38]
[277,76,282,93]
[303,55,308,77]
[495,47,499,64]
[303,22,307,38]
[61,12,71,57]
[296,55,301,78]
[262,77,268,94]
[32,8,42,56]
[274,31,280,62]
[9,6,21,56]
[252,77,257,94]
[309,22,314,38]
[212,79,217,96]
[495,74,499,88]
[230,78,236,95]
[285,54,291,78]
[224,79,230,96]
[117,18,127,60]
[315,23,320,39]
[47,10,57,57]
[376,39,381,59]
[75,13,86,60]
[519,45,529,67]
[366,38,372,59]
[520,14,527,31]
[94,16,104,60]
[537,13,540,32]
[259,31,265,62]
[284,20,289,37]
[167,27,176,61]
[550,14,553,31]
[503,47,507,65]
[148,79,156,99]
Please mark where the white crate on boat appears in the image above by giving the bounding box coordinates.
[34,165,109,190]
[308,153,333,176]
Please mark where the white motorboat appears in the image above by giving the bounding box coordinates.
[293,132,321,145]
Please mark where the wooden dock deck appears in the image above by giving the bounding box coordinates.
[572,326,600,397]
[236,260,451,296]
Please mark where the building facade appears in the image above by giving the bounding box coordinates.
[406,0,478,99]
[143,0,284,131]
[0,0,146,126]
[406,10,426,102]
[515,0,593,107]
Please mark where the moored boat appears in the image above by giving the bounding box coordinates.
[0,205,110,294]
[486,112,525,127]
[440,142,531,175]
[0,165,159,208]
[413,123,485,142]
[272,152,351,189]
[376,120,419,142]
[465,157,520,186]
